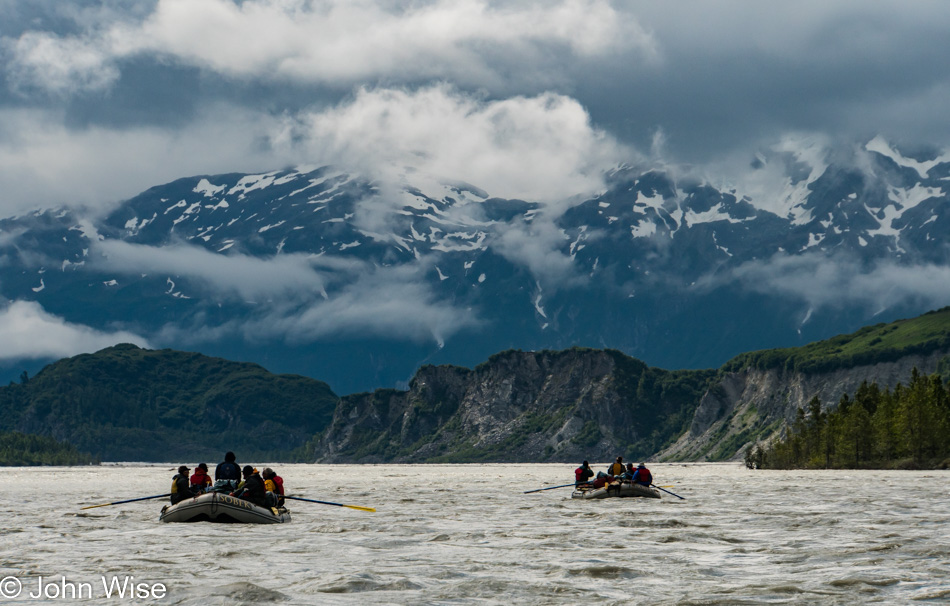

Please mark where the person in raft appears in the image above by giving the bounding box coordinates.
[170,465,197,505]
[607,456,625,476]
[262,467,285,507]
[215,451,241,481]
[574,461,594,486]
[631,462,653,486]
[190,463,213,492]
[233,466,266,507]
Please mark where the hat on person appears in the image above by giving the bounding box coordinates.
[242,465,254,476]
[197,463,208,471]
[638,462,645,468]
[178,465,189,474]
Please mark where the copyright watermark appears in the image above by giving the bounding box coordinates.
[0,575,165,600]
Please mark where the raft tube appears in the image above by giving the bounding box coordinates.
[159,491,291,524]
[571,482,661,500]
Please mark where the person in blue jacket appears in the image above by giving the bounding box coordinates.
[631,462,653,486]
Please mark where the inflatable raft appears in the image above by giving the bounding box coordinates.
[571,482,661,500]
[159,492,291,524]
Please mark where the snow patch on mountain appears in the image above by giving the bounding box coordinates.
[865,136,950,179]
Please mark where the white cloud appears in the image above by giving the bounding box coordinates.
[0,105,295,214]
[295,84,631,204]
[718,252,950,313]
[0,300,149,361]
[91,240,333,300]
[6,0,653,92]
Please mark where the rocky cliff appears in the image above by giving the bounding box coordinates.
[307,348,714,463]
[657,349,950,461]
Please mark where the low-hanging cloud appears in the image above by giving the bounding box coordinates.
[149,259,481,347]
[295,84,631,205]
[92,239,334,301]
[714,251,950,313]
[0,299,150,361]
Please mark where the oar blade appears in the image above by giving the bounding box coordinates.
[343,505,377,512]
[80,503,112,510]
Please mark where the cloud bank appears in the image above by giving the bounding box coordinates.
[0,300,150,361]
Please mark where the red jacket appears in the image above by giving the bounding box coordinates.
[190,469,212,487]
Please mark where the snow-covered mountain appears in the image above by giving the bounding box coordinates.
[2,138,949,393]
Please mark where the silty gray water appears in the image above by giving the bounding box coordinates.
[0,463,947,604]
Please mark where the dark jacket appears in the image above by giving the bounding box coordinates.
[215,460,241,481]
[170,474,196,505]
[237,473,266,507]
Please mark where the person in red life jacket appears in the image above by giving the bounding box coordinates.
[591,474,616,489]
[575,461,594,486]
[170,465,197,505]
[262,467,285,507]
[190,463,213,492]
[631,462,653,486]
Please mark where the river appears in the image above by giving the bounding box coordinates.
[0,463,947,604]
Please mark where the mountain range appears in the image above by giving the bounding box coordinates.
[1,136,949,394]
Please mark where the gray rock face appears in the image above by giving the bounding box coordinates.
[658,349,950,461]
[312,348,712,463]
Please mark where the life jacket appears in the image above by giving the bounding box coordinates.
[215,460,241,481]
[575,466,592,483]
[633,468,653,485]
[608,462,625,475]
[190,470,212,488]
[170,474,192,504]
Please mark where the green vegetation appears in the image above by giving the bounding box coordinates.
[724,306,950,375]
[0,344,339,462]
[746,366,950,469]
[0,431,98,466]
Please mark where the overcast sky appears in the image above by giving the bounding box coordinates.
[1,0,949,215]
[2,0,950,365]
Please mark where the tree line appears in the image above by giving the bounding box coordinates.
[746,367,950,469]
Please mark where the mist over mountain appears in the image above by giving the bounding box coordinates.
[1,136,948,393]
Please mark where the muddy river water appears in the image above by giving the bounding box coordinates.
[1,463,947,604]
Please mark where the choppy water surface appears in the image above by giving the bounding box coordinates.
[1,463,948,604]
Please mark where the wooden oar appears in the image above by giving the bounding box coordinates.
[80,494,171,510]
[524,483,578,494]
[284,495,375,512]
[652,484,685,500]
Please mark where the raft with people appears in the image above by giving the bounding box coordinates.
[159,491,291,524]
[571,481,661,500]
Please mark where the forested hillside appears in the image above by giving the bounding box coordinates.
[0,431,97,466]
[747,363,950,469]
[0,344,339,461]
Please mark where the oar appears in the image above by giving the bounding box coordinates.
[80,494,171,510]
[284,495,376,512]
[652,484,685,500]
[524,483,578,494]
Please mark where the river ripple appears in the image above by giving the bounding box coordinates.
[0,463,948,604]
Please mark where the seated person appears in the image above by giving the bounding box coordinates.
[262,467,285,507]
[574,461,594,486]
[631,462,653,486]
[232,466,266,507]
[190,463,213,492]
[170,465,197,505]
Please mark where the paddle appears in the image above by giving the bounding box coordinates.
[651,484,685,500]
[80,494,171,510]
[523,483,578,494]
[284,495,376,512]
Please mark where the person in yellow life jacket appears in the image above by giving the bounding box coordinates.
[262,467,285,507]
[607,456,625,476]
[170,465,197,505]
